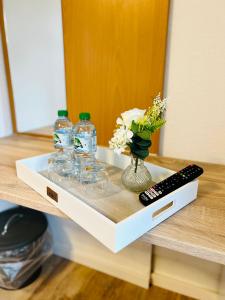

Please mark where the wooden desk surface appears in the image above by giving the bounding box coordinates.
[0,135,225,265]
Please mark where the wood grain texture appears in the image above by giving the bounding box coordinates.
[23,126,53,138]
[0,135,225,265]
[0,0,17,132]
[62,0,170,153]
[218,266,225,299]
[0,255,195,300]
[0,135,65,217]
[141,156,225,265]
[151,273,216,300]
[152,246,222,300]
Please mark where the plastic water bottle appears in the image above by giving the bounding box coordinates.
[51,110,73,177]
[73,112,97,182]
[54,110,72,150]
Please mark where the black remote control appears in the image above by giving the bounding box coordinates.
[139,164,203,206]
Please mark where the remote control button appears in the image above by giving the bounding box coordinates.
[151,188,159,196]
[145,191,153,199]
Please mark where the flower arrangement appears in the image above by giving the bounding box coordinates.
[109,94,166,162]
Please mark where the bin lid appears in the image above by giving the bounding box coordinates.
[0,207,48,251]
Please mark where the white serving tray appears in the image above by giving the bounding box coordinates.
[16,147,198,253]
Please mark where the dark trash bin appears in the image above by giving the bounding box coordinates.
[0,206,52,289]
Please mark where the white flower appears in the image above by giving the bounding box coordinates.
[120,108,146,128]
[109,127,133,154]
[109,95,167,155]
[110,108,145,154]
[116,117,124,126]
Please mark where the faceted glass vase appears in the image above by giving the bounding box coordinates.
[121,156,153,193]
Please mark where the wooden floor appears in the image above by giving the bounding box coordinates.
[0,255,195,300]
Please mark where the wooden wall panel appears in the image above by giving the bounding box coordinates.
[62,0,169,153]
[0,0,17,132]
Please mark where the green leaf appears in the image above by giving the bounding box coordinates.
[137,130,151,141]
[131,136,151,148]
[129,135,151,160]
[130,147,149,160]
[142,118,166,134]
[131,121,139,134]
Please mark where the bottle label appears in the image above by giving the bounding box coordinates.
[73,133,95,153]
[54,129,71,148]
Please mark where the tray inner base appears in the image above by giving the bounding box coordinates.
[40,162,155,223]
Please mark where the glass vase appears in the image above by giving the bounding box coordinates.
[121,156,153,193]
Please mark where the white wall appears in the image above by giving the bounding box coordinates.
[3,0,66,132]
[0,30,13,137]
[161,0,225,164]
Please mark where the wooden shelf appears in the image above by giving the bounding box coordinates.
[0,135,65,217]
[22,125,53,137]
[1,135,225,265]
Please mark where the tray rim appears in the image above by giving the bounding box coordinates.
[15,147,198,225]
[16,147,198,252]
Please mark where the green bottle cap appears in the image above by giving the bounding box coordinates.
[58,110,68,117]
[79,112,90,120]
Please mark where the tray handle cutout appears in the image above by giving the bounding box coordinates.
[47,187,58,202]
[152,201,174,219]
